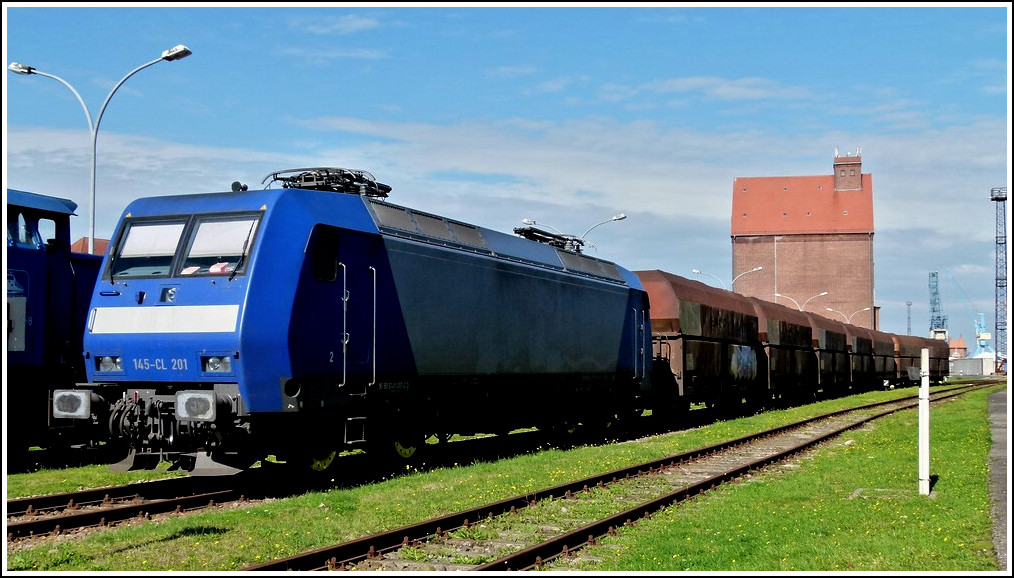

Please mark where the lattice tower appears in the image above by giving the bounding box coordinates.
[992,187,1007,372]
[929,272,947,338]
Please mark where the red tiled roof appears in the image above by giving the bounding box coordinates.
[71,237,110,255]
[731,173,874,236]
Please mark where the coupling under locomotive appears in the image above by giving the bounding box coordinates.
[59,168,653,475]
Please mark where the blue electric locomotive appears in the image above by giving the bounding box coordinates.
[7,189,104,468]
[58,168,653,475]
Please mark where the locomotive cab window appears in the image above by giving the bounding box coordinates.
[10,212,41,248]
[109,220,187,278]
[180,215,260,276]
[310,225,340,282]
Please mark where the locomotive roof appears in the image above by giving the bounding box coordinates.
[364,197,631,284]
[114,186,637,287]
[7,188,78,215]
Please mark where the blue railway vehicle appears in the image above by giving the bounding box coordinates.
[59,168,652,475]
[6,189,104,467]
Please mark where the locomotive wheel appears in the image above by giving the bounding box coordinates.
[308,449,339,472]
[542,420,579,446]
[369,433,426,466]
[393,438,418,460]
[283,447,340,475]
[586,414,619,443]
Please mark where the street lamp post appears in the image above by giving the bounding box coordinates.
[691,268,728,290]
[693,265,763,291]
[9,44,192,254]
[521,214,625,253]
[775,291,828,311]
[580,214,626,240]
[826,306,871,324]
[731,265,763,291]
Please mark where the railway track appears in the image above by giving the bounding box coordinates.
[6,384,988,552]
[5,463,344,542]
[5,475,245,540]
[243,385,983,571]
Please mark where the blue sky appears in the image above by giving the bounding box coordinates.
[4,3,1010,351]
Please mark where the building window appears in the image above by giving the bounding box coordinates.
[850,169,856,176]
[840,170,846,176]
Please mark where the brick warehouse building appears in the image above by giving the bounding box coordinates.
[730,151,877,329]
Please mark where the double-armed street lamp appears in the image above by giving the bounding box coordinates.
[8,44,192,254]
[775,290,829,311]
[827,306,871,324]
[691,265,763,291]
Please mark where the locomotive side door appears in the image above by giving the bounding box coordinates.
[307,225,376,395]
[336,229,377,393]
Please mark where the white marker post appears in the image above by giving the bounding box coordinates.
[919,347,931,496]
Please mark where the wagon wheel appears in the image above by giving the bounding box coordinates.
[586,413,619,443]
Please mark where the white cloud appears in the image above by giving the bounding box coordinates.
[5,112,1005,342]
[293,14,381,35]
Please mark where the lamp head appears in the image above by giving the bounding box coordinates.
[8,62,35,75]
[161,45,192,61]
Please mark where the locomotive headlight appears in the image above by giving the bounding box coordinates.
[176,391,216,421]
[53,390,91,420]
[201,355,232,373]
[96,355,123,372]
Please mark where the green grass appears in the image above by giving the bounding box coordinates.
[5,382,1003,571]
[563,384,1002,572]
[6,461,186,500]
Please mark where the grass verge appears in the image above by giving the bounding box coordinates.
[562,384,1003,571]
